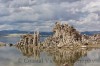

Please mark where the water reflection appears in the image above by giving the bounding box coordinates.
[44,48,91,66]
[16,46,40,59]
[15,45,93,66]
[0,36,100,66]
[0,43,100,66]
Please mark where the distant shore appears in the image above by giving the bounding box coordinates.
[3,34,26,37]
[2,34,50,37]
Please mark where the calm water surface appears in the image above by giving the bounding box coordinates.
[0,37,100,66]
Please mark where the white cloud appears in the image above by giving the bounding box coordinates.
[82,1,100,12]
[0,24,14,30]
[0,0,100,31]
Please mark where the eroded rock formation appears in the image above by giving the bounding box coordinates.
[43,22,100,48]
[89,34,100,44]
[16,22,100,48]
[43,22,81,47]
[16,31,40,46]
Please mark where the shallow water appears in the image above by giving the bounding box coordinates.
[0,37,100,66]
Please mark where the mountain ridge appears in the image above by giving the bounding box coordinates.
[0,30,100,36]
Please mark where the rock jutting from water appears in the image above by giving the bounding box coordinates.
[42,22,100,48]
[16,31,40,46]
[43,22,81,47]
[16,22,100,48]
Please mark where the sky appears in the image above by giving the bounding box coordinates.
[0,0,100,32]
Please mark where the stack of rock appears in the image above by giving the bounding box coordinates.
[16,22,100,47]
[89,34,100,44]
[81,34,90,44]
[43,22,80,47]
[43,22,91,47]
[17,31,40,46]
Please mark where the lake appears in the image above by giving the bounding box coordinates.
[0,37,100,66]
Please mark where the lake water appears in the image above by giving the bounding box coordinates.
[0,37,100,66]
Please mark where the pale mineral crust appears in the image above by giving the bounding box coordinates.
[16,22,100,47]
[43,22,100,47]
[16,31,40,46]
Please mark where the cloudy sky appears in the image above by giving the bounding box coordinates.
[0,0,100,32]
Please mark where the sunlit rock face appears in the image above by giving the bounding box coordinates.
[43,22,82,47]
[89,34,100,44]
[53,22,82,47]
[43,22,100,47]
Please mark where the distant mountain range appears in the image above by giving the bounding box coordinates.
[0,30,100,37]
[81,31,100,35]
[0,30,53,37]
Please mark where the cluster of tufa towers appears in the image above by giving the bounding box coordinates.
[43,22,100,48]
[16,22,100,47]
[17,31,40,46]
